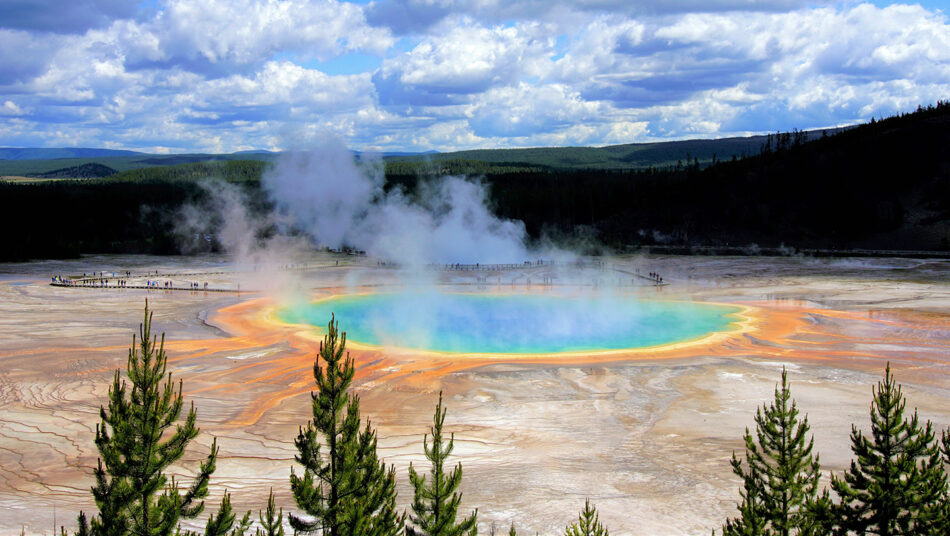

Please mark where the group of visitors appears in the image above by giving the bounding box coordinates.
[142,280,209,290]
[52,276,130,287]
[51,271,219,292]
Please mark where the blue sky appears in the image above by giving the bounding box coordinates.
[0,0,948,153]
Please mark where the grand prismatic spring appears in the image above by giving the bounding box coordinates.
[0,253,949,535]
[279,293,743,354]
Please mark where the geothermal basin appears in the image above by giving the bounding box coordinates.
[0,253,949,535]
[280,292,744,354]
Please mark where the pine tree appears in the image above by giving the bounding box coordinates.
[939,429,950,533]
[203,493,252,536]
[722,368,823,536]
[257,489,285,536]
[721,460,768,536]
[564,499,607,536]
[79,302,246,536]
[831,364,947,535]
[406,391,478,536]
[289,314,403,536]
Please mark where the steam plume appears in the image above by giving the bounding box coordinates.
[263,135,531,265]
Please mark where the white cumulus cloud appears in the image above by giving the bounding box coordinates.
[0,1,948,152]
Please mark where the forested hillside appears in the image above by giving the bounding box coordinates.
[0,129,831,177]
[0,103,947,261]
[386,129,836,171]
[389,102,950,252]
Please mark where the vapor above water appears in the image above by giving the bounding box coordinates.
[262,136,534,266]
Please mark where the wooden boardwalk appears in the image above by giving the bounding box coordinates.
[50,281,243,293]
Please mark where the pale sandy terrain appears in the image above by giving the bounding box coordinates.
[0,253,948,535]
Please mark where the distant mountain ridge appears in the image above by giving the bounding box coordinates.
[385,128,845,170]
[0,152,278,176]
[0,147,145,160]
[0,129,843,175]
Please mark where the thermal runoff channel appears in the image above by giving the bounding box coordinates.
[279,292,742,354]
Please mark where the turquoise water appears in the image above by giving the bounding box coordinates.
[279,292,742,354]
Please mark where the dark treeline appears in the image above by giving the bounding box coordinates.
[388,101,950,251]
[2,103,948,261]
[383,158,547,176]
[53,303,950,535]
[29,163,118,179]
[0,179,196,260]
[0,161,270,261]
[104,159,269,183]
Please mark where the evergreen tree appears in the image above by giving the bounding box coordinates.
[721,460,768,536]
[257,489,285,536]
[289,314,403,536]
[406,392,478,536]
[564,499,607,536]
[203,493,252,536]
[831,364,947,535]
[940,429,950,533]
[79,302,245,536]
[722,368,823,536]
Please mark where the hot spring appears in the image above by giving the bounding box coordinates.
[279,291,743,354]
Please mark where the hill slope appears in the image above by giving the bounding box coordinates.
[452,102,950,251]
[387,129,839,170]
[0,129,839,177]
[29,163,117,179]
[0,152,277,176]
[0,147,144,160]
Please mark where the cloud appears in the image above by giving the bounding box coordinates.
[120,0,393,74]
[0,100,26,116]
[465,83,603,137]
[363,0,840,34]
[188,61,376,116]
[0,29,65,85]
[0,1,948,152]
[545,4,950,130]
[374,19,553,105]
[0,0,137,34]
[806,4,950,83]
[366,0,455,34]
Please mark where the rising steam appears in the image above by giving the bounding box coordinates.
[168,137,675,352]
[175,180,308,295]
[263,135,531,265]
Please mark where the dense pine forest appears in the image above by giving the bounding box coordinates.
[1,103,948,261]
[63,303,950,536]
